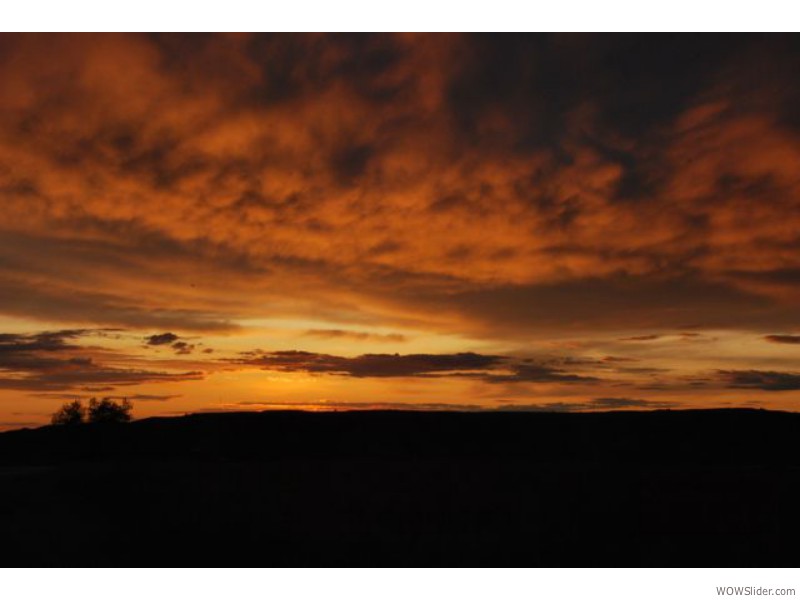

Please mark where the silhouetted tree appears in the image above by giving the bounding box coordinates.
[51,400,86,426]
[87,397,133,424]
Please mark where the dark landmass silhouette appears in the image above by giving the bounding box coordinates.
[1,408,799,566]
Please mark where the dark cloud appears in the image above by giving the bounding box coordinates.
[236,350,504,378]
[0,231,238,331]
[718,370,800,392]
[234,349,599,385]
[764,334,800,345]
[0,369,203,392]
[482,363,599,384]
[145,332,179,346]
[145,332,204,355]
[0,328,204,392]
[0,329,90,354]
[398,275,798,339]
[448,34,773,148]
[601,356,639,363]
[31,392,182,402]
[330,143,375,186]
[171,341,196,355]
[0,330,106,373]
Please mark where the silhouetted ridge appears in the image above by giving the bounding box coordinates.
[2,409,799,566]
[0,408,794,465]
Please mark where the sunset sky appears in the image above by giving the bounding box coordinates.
[1,33,799,429]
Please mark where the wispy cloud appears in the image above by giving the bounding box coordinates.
[718,370,800,391]
[764,334,800,345]
[304,329,407,343]
[0,329,204,392]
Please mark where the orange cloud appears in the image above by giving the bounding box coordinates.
[1,34,800,425]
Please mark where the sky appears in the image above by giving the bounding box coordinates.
[0,33,799,429]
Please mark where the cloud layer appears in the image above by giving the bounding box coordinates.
[0,34,798,337]
[0,329,202,392]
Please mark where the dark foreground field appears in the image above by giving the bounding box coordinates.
[1,409,799,565]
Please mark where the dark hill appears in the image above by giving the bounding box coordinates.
[1,409,799,565]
